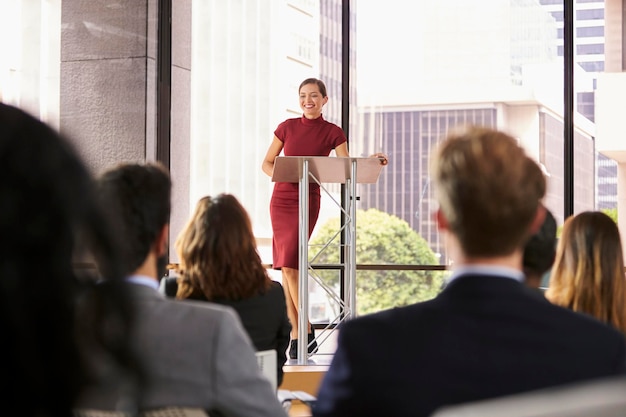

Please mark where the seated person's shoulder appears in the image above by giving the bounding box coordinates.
[168,295,239,319]
[160,276,178,297]
[268,279,285,295]
[339,299,439,337]
[546,301,626,342]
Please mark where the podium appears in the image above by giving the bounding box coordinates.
[272,156,385,364]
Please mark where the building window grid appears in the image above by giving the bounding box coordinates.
[577,43,604,54]
[576,26,604,37]
[359,108,498,264]
[576,8,604,20]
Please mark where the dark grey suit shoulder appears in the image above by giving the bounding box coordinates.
[80,283,287,417]
[314,275,626,417]
[161,278,291,386]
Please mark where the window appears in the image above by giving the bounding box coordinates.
[1,0,623,318]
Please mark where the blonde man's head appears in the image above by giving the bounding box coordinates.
[432,126,546,258]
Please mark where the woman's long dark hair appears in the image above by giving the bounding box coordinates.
[176,194,271,301]
[0,103,138,416]
[547,211,626,334]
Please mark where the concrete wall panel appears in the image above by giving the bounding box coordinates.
[60,0,151,174]
[172,0,191,70]
[62,0,148,61]
[60,57,147,173]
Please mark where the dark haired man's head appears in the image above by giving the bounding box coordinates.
[523,208,557,288]
[96,163,171,279]
[0,103,129,416]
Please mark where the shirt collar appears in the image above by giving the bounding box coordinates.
[446,264,524,285]
[126,274,160,290]
[301,114,324,125]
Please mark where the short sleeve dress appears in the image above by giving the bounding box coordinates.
[271,115,347,269]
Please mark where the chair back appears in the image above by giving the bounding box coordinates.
[142,408,209,417]
[74,407,209,417]
[255,349,278,390]
[431,375,626,417]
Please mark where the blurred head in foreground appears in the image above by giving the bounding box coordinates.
[0,103,135,416]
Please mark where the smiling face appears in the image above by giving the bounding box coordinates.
[299,82,328,119]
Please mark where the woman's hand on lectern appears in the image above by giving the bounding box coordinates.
[370,152,388,166]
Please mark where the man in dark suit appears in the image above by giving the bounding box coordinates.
[78,163,287,417]
[313,127,626,417]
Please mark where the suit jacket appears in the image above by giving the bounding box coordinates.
[313,274,626,417]
[79,282,287,417]
[161,278,291,386]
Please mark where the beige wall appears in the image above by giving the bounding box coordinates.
[598,0,626,261]
[604,0,624,73]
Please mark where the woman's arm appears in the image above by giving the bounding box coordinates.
[261,136,284,177]
[335,141,349,157]
[335,142,388,166]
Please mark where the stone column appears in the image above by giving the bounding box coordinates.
[168,0,192,260]
[59,0,155,173]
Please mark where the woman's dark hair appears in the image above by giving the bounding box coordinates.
[176,194,271,301]
[299,77,328,97]
[523,208,557,277]
[0,103,136,416]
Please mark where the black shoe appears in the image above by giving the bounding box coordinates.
[289,339,297,359]
[307,327,318,355]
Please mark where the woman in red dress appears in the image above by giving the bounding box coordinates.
[262,78,386,359]
[262,78,347,359]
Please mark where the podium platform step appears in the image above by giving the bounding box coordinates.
[279,327,336,394]
[279,364,329,395]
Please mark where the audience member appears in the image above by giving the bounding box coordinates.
[80,163,287,416]
[546,211,626,334]
[522,207,557,289]
[0,103,135,416]
[173,194,291,386]
[313,126,626,417]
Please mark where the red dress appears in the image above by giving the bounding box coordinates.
[270,115,347,269]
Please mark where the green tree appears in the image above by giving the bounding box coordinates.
[602,207,618,224]
[310,208,443,316]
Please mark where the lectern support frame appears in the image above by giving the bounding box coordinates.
[297,160,310,362]
[272,156,384,364]
[345,160,358,318]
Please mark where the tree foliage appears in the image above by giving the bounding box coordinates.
[310,208,443,316]
[602,207,618,224]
